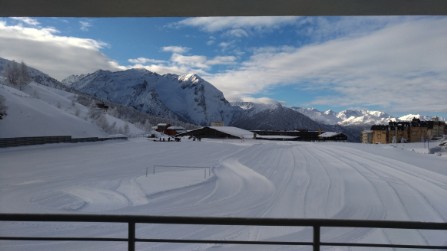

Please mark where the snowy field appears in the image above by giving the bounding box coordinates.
[1,138,446,251]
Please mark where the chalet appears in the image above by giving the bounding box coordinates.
[177,126,255,139]
[318,132,347,142]
[152,123,187,136]
[166,126,186,136]
[154,123,170,134]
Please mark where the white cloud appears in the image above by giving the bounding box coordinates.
[239,96,280,105]
[162,46,190,54]
[170,53,208,69]
[207,56,237,65]
[206,18,447,114]
[218,41,234,50]
[127,49,237,76]
[10,17,40,26]
[0,22,120,80]
[177,16,300,33]
[128,57,165,64]
[129,64,198,76]
[226,28,249,38]
[79,21,92,31]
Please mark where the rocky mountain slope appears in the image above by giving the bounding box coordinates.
[65,69,235,126]
[231,102,325,130]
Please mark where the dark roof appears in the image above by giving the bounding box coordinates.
[371,125,388,130]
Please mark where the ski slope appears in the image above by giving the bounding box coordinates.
[0,138,446,250]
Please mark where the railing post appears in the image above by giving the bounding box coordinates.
[313,225,320,251]
[128,221,135,251]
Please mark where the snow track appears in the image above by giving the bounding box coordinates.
[1,139,446,250]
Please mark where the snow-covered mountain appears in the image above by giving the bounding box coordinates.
[231,103,326,131]
[293,107,396,126]
[231,101,282,117]
[65,69,235,126]
[397,114,436,121]
[336,109,392,125]
[0,82,144,138]
[61,74,86,86]
[292,107,340,125]
[0,58,68,91]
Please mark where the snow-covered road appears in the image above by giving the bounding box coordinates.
[1,139,446,250]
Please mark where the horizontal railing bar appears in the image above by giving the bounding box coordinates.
[1,214,446,250]
[153,165,210,169]
[2,237,446,249]
[0,237,127,242]
[136,238,313,246]
[323,242,447,250]
[1,214,446,230]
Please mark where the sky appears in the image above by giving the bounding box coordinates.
[0,16,446,117]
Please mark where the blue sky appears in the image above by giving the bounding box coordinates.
[0,16,446,117]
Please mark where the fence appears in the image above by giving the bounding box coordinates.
[0,136,127,148]
[0,214,446,251]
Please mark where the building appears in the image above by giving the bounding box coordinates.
[388,122,410,143]
[251,130,322,141]
[371,125,388,144]
[361,130,373,144]
[431,117,446,139]
[165,126,186,136]
[177,126,255,139]
[318,132,347,142]
[370,117,444,144]
[153,123,186,136]
[255,135,300,141]
[153,123,170,134]
[408,118,430,142]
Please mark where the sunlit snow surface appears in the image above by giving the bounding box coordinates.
[0,138,446,250]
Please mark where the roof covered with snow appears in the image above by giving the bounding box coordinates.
[209,126,254,138]
[319,132,341,138]
[167,126,185,130]
[256,135,299,140]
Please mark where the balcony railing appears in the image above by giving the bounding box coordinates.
[1,213,446,251]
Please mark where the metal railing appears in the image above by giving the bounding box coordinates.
[0,214,446,251]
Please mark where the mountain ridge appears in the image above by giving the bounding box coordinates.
[2,57,442,142]
[66,68,235,126]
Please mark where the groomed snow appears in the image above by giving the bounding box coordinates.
[1,138,446,250]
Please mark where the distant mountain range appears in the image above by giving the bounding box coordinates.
[292,107,440,126]
[1,57,443,142]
